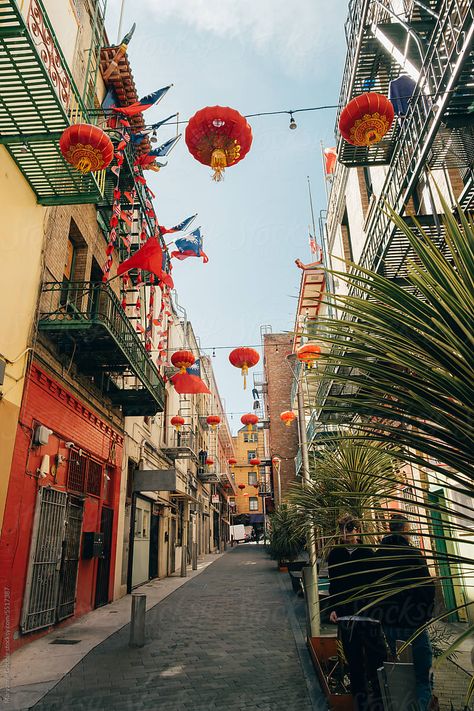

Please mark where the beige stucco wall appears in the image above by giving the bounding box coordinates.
[0,147,45,531]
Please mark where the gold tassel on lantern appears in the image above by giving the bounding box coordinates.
[211,148,227,181]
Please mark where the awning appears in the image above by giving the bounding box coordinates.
[248,514,264,523]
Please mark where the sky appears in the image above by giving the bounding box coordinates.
[105,0,348,432]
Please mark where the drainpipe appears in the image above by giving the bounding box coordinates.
[297,379,321,637]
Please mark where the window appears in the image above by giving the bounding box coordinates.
[249,497,258,511]
[247,450,256,463]
[244,432,258,442]
[248,472,257,485]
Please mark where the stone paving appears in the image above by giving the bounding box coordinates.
[32,546,318,711]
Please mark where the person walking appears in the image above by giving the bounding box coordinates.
[328,515,387,711]
[373,513,436,711]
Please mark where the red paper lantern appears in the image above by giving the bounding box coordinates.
[297,343,321,369]
[280,411,296,427]
[206,457,214,466]
[238,483,246,490]
[228,458,237,467]
[241,413,259,431]
[171,349,195,373]
[339,92,394,146]
[59,123,114,173]
[272,456,281,466]
[170,415,185,432]
[249,458,261,468]
[229,347,260,390]
[253,483,259,489]
[206,415,221,430]
[185,106,253,181]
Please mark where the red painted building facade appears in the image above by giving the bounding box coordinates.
[0,361,123,656]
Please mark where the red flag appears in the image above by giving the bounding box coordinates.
[171,373,211,395]
[117,237,165,279]
[324,147,337,175]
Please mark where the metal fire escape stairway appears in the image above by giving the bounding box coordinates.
[0,0,106,204]
[315,0,474,424]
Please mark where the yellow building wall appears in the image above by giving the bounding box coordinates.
[232,428,265,515]
[0,148,45,531]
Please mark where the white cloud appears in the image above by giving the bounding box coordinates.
[136,0,346,75]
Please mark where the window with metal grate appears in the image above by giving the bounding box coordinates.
[86,459,103,497]
[67,453,87,493]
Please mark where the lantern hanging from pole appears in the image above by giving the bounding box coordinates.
[171,349,195,373]
[206,457,214,466]
[296,343,321,369]
[206,415,221,430]
[238,483,246,490]
[228,457,237,468]
[280,410,296,427]
[339,92,394,146]
[229,347,260,390]
[59,124,114,173]
[185,106,253,181]
[170,415,185,432]
[241,413,259,431]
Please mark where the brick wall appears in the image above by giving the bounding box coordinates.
[0,362,123,657]
[263,334,298,503]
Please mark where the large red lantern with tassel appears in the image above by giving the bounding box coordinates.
[185,106,253,181]
[249,457,261,469]
[241,413,259,431]
[59,123,114,173]
[339,92,394,146]
[280,410,296,427]
[171,350,195,373]
[170,415,185,432]
[228,458,237,468]
[229,347,259,390]
[206,415,221,430]
[238,483,246,490]
[297,343,321,369]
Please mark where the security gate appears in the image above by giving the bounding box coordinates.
[95,506,113,608]
[58,496,84,621]
[21,488,84,633]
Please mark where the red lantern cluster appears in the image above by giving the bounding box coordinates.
[206,415,221,430]
[185,106,253,181]
[60,123,114,173]
[171,350,195,373]
[241,413,259,431]
[229,347,260,390]
[339,92,394,146]
[280,411,296,427]
[297,343,321,369]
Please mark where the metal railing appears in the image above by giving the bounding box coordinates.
[39,281,163,394]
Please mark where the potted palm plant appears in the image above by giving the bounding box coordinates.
[267,504,305,571]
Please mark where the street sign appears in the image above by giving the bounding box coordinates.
[211,494,220,504]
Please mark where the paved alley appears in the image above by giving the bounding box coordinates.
[32,547,319,711]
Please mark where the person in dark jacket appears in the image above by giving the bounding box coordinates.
[328,515,387,711]
[373,514,436,711]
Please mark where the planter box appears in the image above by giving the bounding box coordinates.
[308,636,354,711]
[278,565,288,572]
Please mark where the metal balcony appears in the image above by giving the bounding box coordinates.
[0,0,106,204]
[352,0,473,277]
[38,281,165,415]
[336,0,473,169]
[161,427,198,462]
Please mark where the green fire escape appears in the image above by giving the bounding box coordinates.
[0,0,106,204]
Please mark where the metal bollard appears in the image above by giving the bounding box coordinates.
[192,542,198,570]
[129,594,146,648]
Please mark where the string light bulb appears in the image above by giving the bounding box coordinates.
[150,130,157,144]
[289,113,297,130]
